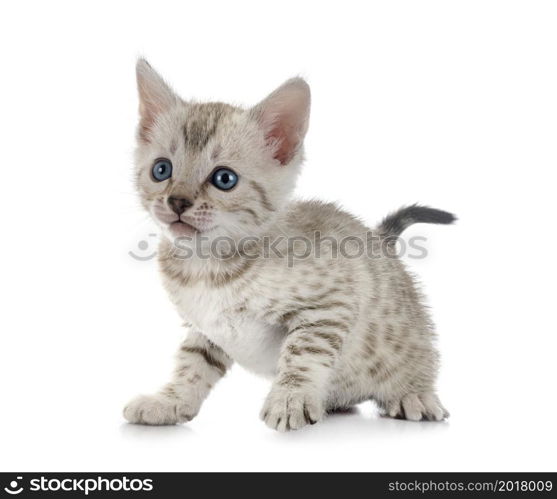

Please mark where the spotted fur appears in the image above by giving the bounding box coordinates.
[124,59,453,431]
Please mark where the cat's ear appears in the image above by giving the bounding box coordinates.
[136,58,178,142]
[251,77,311,165]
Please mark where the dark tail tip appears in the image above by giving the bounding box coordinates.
[379,204,457,238]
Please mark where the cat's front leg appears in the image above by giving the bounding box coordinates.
[261,319,347,432]
[124,330,232,425]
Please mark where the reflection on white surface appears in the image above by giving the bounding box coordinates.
[266,406,451,443]
[118,405,450,443]
[120,422,194,440]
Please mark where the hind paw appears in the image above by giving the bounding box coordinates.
[386,392,449,421]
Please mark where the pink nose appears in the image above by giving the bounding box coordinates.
[167,197,193,215]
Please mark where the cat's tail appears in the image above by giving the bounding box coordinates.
[378,204,456,238]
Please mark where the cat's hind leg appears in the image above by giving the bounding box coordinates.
[384,392,449,421]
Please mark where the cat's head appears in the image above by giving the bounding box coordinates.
[134,59,310,248]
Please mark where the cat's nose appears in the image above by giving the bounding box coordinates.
[167,196,193,215]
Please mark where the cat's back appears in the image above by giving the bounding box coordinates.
[283,199,371,239]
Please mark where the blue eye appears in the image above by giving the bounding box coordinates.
[211,168,238,190]
[152,159,173,182]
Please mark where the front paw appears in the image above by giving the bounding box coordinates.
[260,387,324,432]
[123,394,198,425]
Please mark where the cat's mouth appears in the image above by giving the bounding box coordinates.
[168,220,198,238]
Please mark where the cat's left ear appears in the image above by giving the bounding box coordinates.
[136,58,179,142]
[251,77,311,165]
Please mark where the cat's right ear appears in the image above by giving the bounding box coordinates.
[136,59,178,143]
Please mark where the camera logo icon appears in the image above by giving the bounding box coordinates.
[4,477,23,495]
[129,233,158,261]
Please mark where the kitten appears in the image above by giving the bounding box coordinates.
[124,59,455,431]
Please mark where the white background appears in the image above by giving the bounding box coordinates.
[1,0,556,472]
